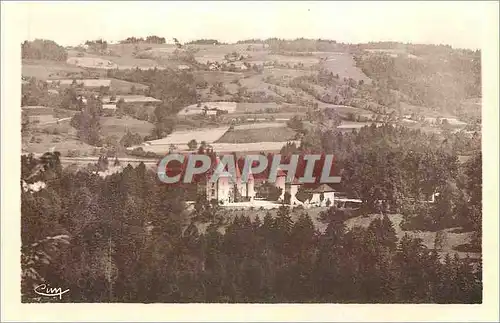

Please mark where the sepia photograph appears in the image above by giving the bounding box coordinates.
[2,1,499,322]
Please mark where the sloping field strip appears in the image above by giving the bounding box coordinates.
[216,127,296,144]
[233,122,286,130]
[146,126,230,145]
[102,95,161,103]
[137,141,300,154]
[211,141,301,153]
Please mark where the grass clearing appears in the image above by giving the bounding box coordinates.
[100,116,154,138]
[109,78,149,94]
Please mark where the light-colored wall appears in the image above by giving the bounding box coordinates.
[275,176,286,200]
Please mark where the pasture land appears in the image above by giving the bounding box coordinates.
[178,102,238,116]
[233,122,286,130]
[216,126,296,143]
[344,214,479,260]
[258,54,319,67]
[219,208,477,260]
[109,78,149,94]
[146,126,230,145]
[193,71,243,83]
[131,140,298,155]
[22,106,77,118]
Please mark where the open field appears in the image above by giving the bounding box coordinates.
[216,126,296,143]
[211,141,299,154]
[22,59,86,80]
[193,70,243,83]
[223,112,302,121]
[67,56,117,69]
[178,102,306,116]
[219,208,478,260]
[66,54,166,70]
[22,119,98,156]
[344,214,479,260]
[322,104,373,115]
[102,95,161,103]
[22,106,78,118]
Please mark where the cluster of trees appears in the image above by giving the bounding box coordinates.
[22,39,67,61]
[21,153,481,303]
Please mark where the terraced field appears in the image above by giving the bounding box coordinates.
[216,126,296,143]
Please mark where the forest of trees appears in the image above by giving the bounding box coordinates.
[22,39,68,61]
[21,151,481,303]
